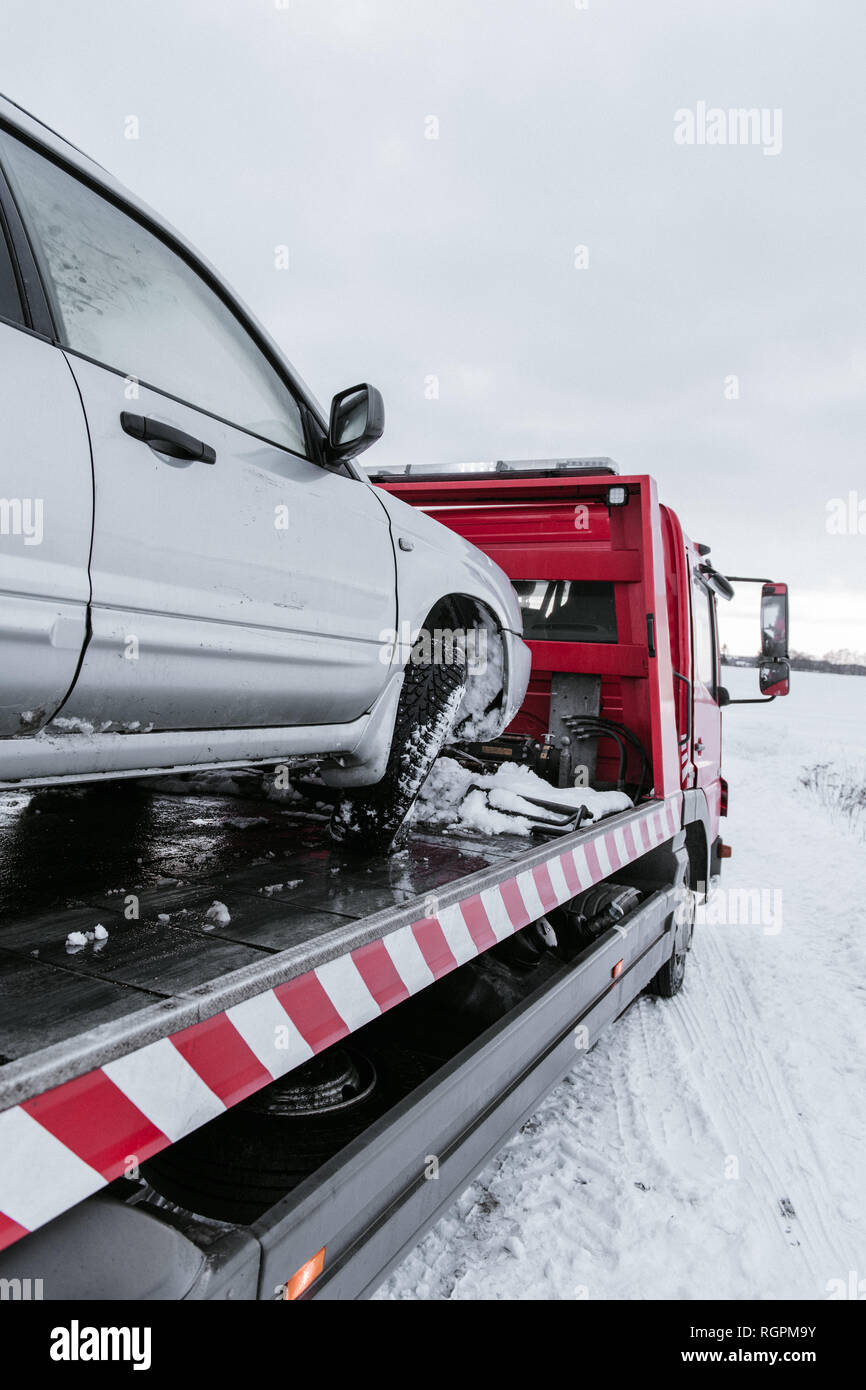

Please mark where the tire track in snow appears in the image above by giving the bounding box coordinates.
[675,922,850,1278]
[665,928,845,1282]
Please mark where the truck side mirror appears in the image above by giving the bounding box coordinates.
[760,582,789,661]
[327,383,385,463]
[759,659,790,697]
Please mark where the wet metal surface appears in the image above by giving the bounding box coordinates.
[0,778,516,1077]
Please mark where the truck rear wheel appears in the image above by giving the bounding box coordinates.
[329,644,467,854]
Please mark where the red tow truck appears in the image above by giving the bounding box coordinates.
[0,459,788,1300]
[376,458,790,888]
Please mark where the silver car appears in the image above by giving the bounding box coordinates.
[0,96,529,850]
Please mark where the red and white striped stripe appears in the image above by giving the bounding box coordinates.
[0,795,681,1252]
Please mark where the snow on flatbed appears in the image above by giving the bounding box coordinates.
[377,671,866,1300]
[414,756,632,836]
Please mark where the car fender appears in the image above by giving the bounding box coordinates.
[320,669,405,788]
[373,488,523,641]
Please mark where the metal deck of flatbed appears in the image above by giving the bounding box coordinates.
[0,777,521,1107]
[0,776,688,1292]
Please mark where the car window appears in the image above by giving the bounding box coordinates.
[0,215,23,325]
[0,132,308,455]
[691,577,717,695]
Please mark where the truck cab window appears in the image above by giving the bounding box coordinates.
[514,580,618,644]
[691,576,717,697]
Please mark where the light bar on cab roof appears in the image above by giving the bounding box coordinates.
[366,457,620,482]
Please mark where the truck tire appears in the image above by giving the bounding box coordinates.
[649,887,694,997]
[329,644,467,854]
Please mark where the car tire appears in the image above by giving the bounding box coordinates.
[329,642,467,854]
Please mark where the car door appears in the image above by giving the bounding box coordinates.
[0,130,395,732]
[0,188,92,736]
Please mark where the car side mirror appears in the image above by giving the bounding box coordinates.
[760,659,790,697]
[760,582,789,661]
[327,383,385,462]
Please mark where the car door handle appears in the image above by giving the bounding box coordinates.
[695,738,705,754]
[120,412,216,464]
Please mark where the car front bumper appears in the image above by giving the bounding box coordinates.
[502,630,532,728]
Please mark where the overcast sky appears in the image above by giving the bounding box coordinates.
[3,0,864,656]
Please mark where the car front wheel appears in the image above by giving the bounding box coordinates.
[329,643,467,854]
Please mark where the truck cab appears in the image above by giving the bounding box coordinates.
[372,457,790,886]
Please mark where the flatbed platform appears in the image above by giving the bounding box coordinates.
[0,779,515,1096]
[0,776,684,1254]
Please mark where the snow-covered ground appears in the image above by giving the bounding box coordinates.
[376,671,866,1300]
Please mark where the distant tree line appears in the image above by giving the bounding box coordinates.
[720,649,866,677]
